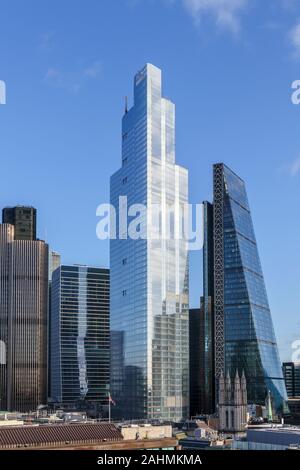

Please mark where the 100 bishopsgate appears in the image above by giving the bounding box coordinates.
[110,64,189,421]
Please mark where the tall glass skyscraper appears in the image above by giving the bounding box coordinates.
[213,163,288,414]
[110,64,189,421]
[50,266,110,409]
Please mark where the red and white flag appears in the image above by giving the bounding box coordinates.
[108,393,116,406]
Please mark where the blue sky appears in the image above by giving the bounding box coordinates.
[1,0,300,361]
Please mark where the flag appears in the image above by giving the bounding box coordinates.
[108,393,116,406]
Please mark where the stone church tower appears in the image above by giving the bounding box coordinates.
[218,370,247,432]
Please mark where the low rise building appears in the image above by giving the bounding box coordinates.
[233,425,300,450]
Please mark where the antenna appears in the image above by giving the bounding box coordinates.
[125,96,128,114]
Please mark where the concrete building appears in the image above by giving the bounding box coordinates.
[218,370,248,433]
[2,206,37,241]
[0,219,48,413]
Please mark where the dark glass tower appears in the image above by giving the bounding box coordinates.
[202,201,215,414]
[283,362,300,398]
[213,163,288,414]
[2,206,37,241]
[50,265,110,409]
[189,307,204,417]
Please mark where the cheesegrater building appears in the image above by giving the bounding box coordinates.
[211,163,288,414]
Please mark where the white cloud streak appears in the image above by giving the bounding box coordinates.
[289,157,300,177]
[289,21,300,56]
[182,0,249,34]
[44,61,102,93]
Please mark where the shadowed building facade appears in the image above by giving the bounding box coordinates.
[283,362,300,398]
[2,206,36,241]
[189,307,205,417]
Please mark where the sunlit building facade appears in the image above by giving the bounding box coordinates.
[110,64,189,421]
[0,222,48,412]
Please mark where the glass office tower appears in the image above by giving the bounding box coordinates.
[213,163,288,414]
[50,266,110,409]
[202,201,215,414]
[283,362,300,398]
[110,64,189,421]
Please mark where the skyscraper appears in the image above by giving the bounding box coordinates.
[0,219,48,412]
[2,206,37,241]
[189,306,205,417]
[212,163,287,414]
[48,250,61,399]
[202,201,215,414]
[50,265,110,409]
[283,362,300,398]
[110,64,189,421]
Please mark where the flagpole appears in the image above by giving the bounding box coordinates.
[108,393,111,423]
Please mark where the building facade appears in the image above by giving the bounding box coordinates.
[189,307,204,417]
[48,250,61,400]
[202,201,215,414]
[283,362,300,398]
[218,370,247,433]
[0,221,48,412]
[110,64,189,421]
[2,206,37,241]
[213,163,287,414]
[50,265,110,409]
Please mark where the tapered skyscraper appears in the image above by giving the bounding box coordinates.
[110,64,189,421]
[212,163,287,414]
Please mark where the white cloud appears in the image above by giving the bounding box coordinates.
[44,61,102,93]
[289,157,300,177]
[289,21,300,56]
[38,31,56,51]
[84,61,102,79]
[183,0,249,34]
[44,68,63,86]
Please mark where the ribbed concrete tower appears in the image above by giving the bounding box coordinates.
[0,214,48,412]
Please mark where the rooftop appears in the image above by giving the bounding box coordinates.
[0,423,122,449]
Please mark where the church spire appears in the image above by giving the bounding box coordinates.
[241,370,247,405]
[219,370,225,405]
[234,370,242,405]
